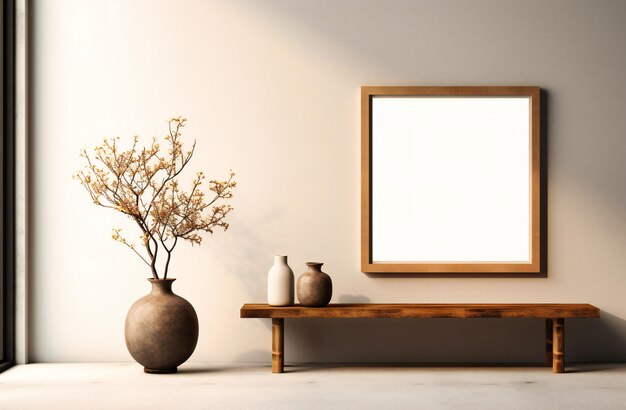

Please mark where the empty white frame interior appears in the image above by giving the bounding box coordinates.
[371,96,531,263]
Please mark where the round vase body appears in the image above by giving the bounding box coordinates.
[297,262,332,307]
[267,255,295,306]
[125,278,199,373]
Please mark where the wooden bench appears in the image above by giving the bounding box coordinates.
[240,303,600,374]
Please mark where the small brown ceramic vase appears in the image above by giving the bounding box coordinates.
[125,278,199,374]
[296,262,332,307]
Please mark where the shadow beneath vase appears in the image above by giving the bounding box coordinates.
[176,365,236,374]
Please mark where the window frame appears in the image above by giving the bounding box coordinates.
[1,0,16,373]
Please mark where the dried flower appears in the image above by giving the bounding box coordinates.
[74,117,236,279]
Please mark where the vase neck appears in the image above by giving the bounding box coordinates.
[274,255,288,264]
[306,262,323,273]
[149,278,176,294]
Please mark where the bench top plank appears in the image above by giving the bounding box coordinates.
[240,303,600,319]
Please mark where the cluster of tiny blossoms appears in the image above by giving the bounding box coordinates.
[74,117,236,279]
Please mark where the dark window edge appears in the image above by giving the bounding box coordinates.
[2,0,17,372]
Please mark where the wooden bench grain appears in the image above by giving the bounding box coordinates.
[240,303,600,374]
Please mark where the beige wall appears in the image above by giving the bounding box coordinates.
[30,0,626,363]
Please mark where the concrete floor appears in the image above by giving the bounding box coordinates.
[1,363,625,409]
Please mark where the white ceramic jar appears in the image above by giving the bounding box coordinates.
[267,255,294,306]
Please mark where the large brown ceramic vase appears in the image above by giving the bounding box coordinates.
[296,262,332,307]
[125,278,199,374]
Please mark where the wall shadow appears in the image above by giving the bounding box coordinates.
[284,317,545,364]
[365,272,547,279]
[566,310,626,363]
[539,89,549,276]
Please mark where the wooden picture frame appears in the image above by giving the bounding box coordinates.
[361,86,541,274]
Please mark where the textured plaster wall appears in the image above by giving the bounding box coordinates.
[30,0,626,363]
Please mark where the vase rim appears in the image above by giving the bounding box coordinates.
[305,262,323,267]
[148,278,176,282]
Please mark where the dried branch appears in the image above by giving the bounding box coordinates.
[74,117,236,279]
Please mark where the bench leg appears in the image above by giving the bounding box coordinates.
[272,318,284,373]
[552,318,564,373]
[545,319,553,366]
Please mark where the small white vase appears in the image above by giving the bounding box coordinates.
[267,255,294,306]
